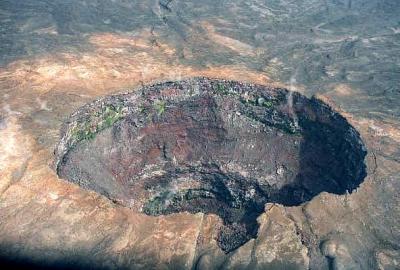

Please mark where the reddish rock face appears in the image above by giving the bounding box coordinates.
[56,77,367,252]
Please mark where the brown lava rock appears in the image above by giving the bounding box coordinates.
[55,77,367,252]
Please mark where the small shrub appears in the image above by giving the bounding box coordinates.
[153,100,166,116]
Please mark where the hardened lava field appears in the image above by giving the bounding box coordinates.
[55,78,367,252]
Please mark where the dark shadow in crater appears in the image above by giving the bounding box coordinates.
[268,97,368,206]
[55,78,367,253]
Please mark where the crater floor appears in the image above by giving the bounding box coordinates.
[56,78,367,252]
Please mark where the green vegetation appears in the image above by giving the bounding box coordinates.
[216,83,228,95]
[143,190,183,215]
[241,109,300,134]
[138,104,146,113]
[240,95,278,108]
[153,100,166,116]
[70,104,125,143]
[213,83,284,110]
[239,96,300,134]
[143,189,215,215]
[215,83,240,97]
[213,83,298,135]
[262,100,273,108]
[103,105,124,126]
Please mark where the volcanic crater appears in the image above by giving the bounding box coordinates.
[55,78,367,252]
